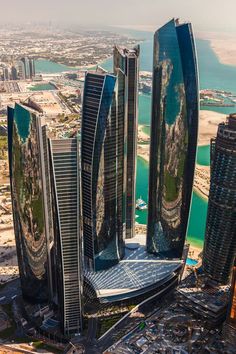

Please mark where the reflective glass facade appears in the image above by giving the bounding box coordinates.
[203,115,236,283]
[8,103,51,302]
[114,46,140,239]
[81,72,125,271]
[147,19,199,258]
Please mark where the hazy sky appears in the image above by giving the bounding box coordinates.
[1,0,236,33]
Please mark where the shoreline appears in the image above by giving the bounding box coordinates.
[209,38,236,67]
[36,56,112,73]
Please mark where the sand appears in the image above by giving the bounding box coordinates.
[188,245,202,260]
[198,109,226,146]
[194,165,210,201]
[138,125,150,143]
[0,226,19,284]
[197,31,236,67]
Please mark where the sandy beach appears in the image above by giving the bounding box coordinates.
[188,244,202,260]
[198,109,226,146]
[197,31,236,67]
[194,165,210,201]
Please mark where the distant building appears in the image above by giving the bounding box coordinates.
[3,67,9,81]
[29,58,36,78]
[17,60,25,80]
[81,70,125,271]
[21,57,31,79]
[11,66,18,80]
[147,19,199,258]
[113,46,139,239]
[203,114,236,284]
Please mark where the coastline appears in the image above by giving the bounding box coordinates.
[188,244,203,259]
[36,56,112,73]
[208,37,236,67]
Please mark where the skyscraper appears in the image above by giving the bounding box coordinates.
[147,19,199,258]
[113,46,139,239]
[8,103,53,302]
[50,138,82,334]
[29,58,36,78]
[18,60,25,80]
[8,102,83,335]
[202,114,236,283]
[81,70,125,271]
[11,66,18,80]
[21,57,31,79]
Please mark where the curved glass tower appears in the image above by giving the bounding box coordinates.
[147,19,199,258]
[203,115,236,283]
[81,71,125,271]
[8,103,52,302]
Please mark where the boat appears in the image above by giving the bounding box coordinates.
[136,197,147,210]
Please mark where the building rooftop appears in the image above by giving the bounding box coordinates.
[85,235,182,301]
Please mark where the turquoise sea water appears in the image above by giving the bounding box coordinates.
[186,258,198,266]
[35,59,75,73]
[35,29,236,249]
[29,83,57,91]
[197,146,211,166]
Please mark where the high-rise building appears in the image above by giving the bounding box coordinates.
[147,18,199,258]
[8,103,53,302]
[11,66,18,81]
[81,70,125,271]
[113,46,139,240]
[18,60,25,80]
[21,57,31,79]
[202,114,236,283]
[29,58,36,78]
[50,138,82,334]
[3,67,9,81]
[8,102,83,335]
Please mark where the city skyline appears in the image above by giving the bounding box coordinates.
[1,0,236,33]
[1,13,236,353]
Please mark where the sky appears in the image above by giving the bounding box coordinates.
[1,0,236,33]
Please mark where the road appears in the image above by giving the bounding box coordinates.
[97,277,178,352]
[0,278,21,305]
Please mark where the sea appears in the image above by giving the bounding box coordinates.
[35,29,236,249]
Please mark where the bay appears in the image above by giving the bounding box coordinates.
[35,59,75,73]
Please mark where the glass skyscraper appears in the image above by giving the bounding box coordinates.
[81,70,125,271]
[8,103,53,302]
[203,114,236,284]
[113,46,139,239]
[147,19,199,258]
[8,102,83,335]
